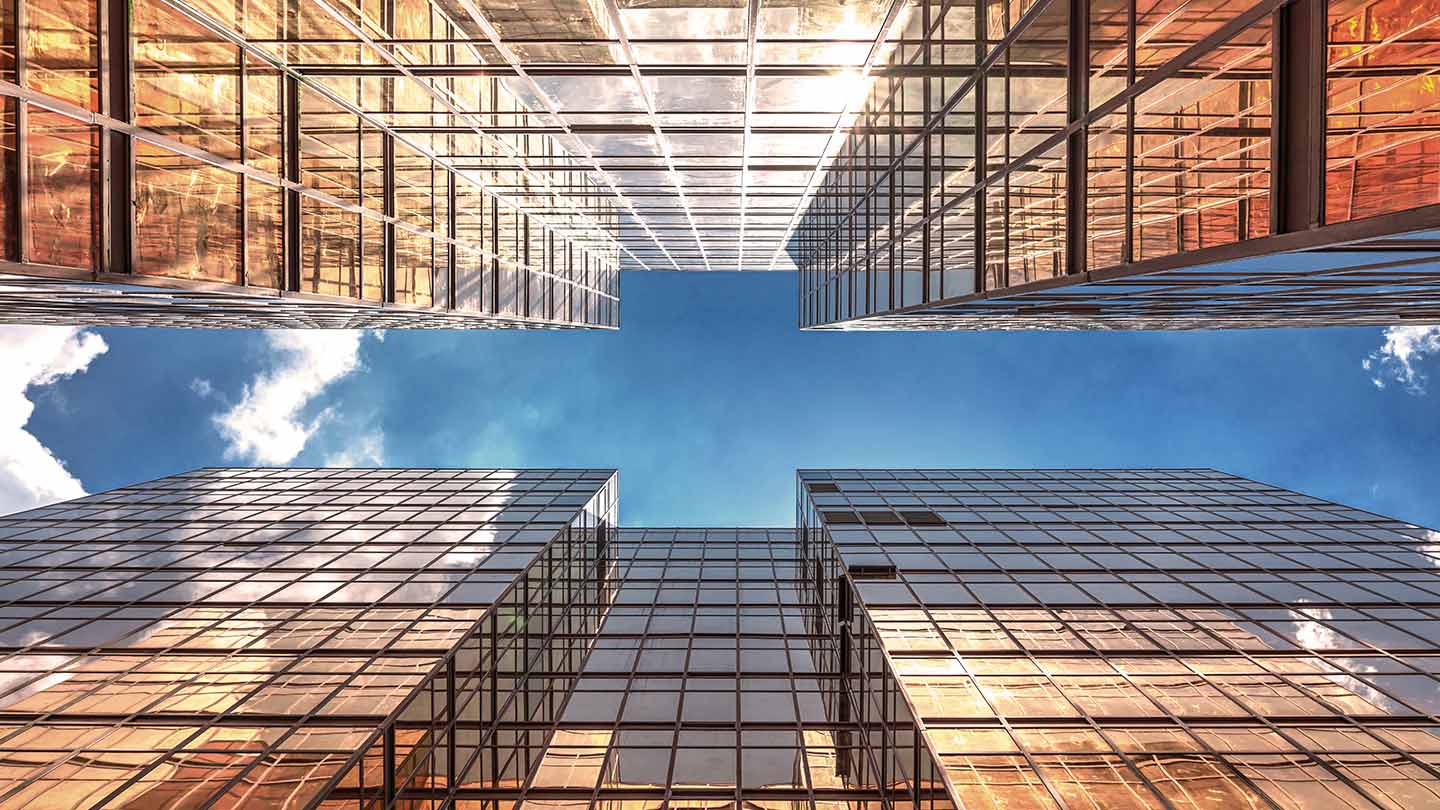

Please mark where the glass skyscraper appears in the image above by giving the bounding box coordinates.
[0,466,618,807]
[1,465,1438,808]
[4,0,1439,329]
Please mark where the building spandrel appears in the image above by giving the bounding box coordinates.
[0,466,617,808]
[799,468,1440,809]
[791,0,1440,329]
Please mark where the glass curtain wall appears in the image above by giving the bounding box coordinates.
[0,466,616,809]
[793,0,1440,330]
[799,468,1440,809]
[0,0,621,328]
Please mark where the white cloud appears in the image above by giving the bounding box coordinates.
[214,330,378,465]
[0,326,108,514]
[324,432,385,468]
[1363,324,1440,393]
[190,378,214,399]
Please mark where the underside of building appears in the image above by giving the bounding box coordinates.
[3,0,1440,329]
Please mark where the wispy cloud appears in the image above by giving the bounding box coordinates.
[1363,324,1440,393]
[212,330,379,465]
[324,431,385,468]
[0,326,108,514]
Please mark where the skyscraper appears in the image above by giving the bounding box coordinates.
[13,0,1437,329]
[798,468,1440,807]
[788,0,1440,329]
[1,466,1438,808]
[0,466,618,807]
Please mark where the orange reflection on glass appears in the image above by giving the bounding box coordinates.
[26,109,97,271]
[134,142,243,285]
[22,0,98,109]
[531,729,612,789]
[1132,18,1272,263]
[1326,0,1440,223]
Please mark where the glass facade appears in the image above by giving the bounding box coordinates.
[791,0,1440,329]
[0,0,627,328]
[6,0,1440,328]
[0,0,922,328]
[3,466,1440,807]
[799,468,1440,808]
[0,466,618,807]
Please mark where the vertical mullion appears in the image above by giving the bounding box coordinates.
[1273,0,1326,233]
[383,131,395,302]
[11,0,25,263]
[237,53,248,286]
[922,0,933,303]
[1123,0,1134,263]
[1066,0,1089,276]
[447,170,457,310]
[973,0,986,294]
[283,74,300,293]
[102,0,133,277]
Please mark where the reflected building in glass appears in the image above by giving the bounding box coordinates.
[3,466,1440,809]
[790,0,1440,329]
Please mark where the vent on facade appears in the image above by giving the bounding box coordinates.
[847,563,898,580]
[809,483,840,493]
[822,510,861,524]
[860,511,904,525]
[900,510,946,526]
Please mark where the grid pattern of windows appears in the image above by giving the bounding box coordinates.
[799,469,1440,809]
[0,466,616,809]
[2,0,623,329]
[496,528,923,810]
[792,0,1440,330]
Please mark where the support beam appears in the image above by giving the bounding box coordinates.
[1273,0,1327,233]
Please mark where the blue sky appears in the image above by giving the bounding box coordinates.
[4,271,1439,527]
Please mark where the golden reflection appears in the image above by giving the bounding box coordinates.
[27,110,97,271]
[532,729,613,789]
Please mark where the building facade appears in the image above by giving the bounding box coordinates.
[9,0,1440,329]
[790,0,1440,329]
[0,466,618,807]
[0,466,1438,808]
[798,468,1440,807]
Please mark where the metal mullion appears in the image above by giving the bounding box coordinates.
[1123,0,1136,264]
[447,170,457,310]
[11,0,24,263]
[1065,0,1089,277]
[1273,0,1326,233]
[922,2,933,304]
[974,0,987,294]
[101,0,133,278]
[283,72,301,292]
[383,131,396,303]
[737,0,759,270]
